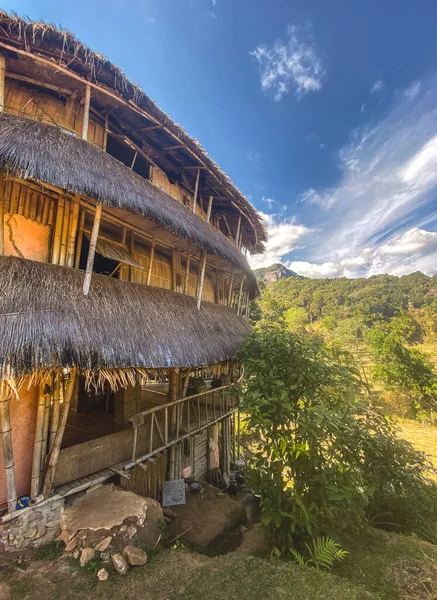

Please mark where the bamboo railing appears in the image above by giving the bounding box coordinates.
[126,384,238,470]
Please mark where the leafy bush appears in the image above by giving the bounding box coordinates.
[237,325,434,553]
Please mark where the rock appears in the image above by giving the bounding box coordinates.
[35,528,47,540]
[126,525,137,540]
[14,535,24,548]
[163,508,177,519]
[25,528,37,539]
[123,546,148,566]
[118,525,127,534]
[77,530,88,540]
[80,547,95,566]
[97,568,109,581]
[111,553,129,575]
[65,535,79,552]
[95,536,112,552]
[73,550,80,559]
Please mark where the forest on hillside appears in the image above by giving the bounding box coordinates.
[252,270,437,423]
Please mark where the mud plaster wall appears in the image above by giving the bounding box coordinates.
[3,213,50,262]
[0,387,38,508]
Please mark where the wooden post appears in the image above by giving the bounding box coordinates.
[40,387,51,476]
[30,386,46,498]
[234,215,241,246]
[206,195,213,223]
[83,203,102,296]
[49,380,60,454]
[0,52,6,113]
[74,207,86,269]
[129,232,135,282]
[245,292,250,321]
[103,112,109,151]
[82,83,91,141]
[42,369,77,498]
[196,251,207,310]
[0,390,17,512]
[192,168,200,214]
[146,231,155,286]
[51,197,65,265]
[66,195,80,268]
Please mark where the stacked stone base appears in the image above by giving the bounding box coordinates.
[0,498,64,550]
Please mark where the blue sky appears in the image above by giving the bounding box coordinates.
[6,0,437,277]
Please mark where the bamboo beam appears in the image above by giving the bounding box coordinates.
[66,195,80,267]
[59,198,70,266]
[0,52,5,113]
[103,112,109,151]
[42,369,77,498]
[206,195,213,223]
[51,197,65,265]
[192,168,200,214]
[237,277,246,315]
[227,267,234,306]
[83,203,102,295]
[196,251,207,310]
[0,390,17,512]
[74,207,86,269]
[49,381,60,454]
[183,241,191,295]
[31,386,46,499]
[146,231,155,285]
[234,215,241,247]
[0,175,4,255]
[81,83,91,140]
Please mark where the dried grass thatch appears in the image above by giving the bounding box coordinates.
[0,256,251,380]
[0,11,267,252]
[0,112,257,291]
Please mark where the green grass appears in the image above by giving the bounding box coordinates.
[34,540,64,561]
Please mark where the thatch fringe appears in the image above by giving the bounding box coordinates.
[0,256,251,381]
[0,11,267,252]
[0,113,257,292]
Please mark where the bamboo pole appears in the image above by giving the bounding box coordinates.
[74,207,86,269]
[0,390,17,512]
[41,197,50,225]
[227,267,234,307]
[48,199,55,226]
[237,277,246,315]
[59,198,71,266]
[0,52,6,113]
[81,83,91,140]
[40,387,51,478]
[206,195,213,223]
[196,251,207,310]
[51,197,65,265]
[129,232,135,282]
[192,168,200,214]
[42,369,77,498]
[0,175,4,255]
[30,386,46,499]
[103,112,109,151]
[234,215,241,246]
[49,380,60,454]
[183,242,192,295]
[66,195,80,267]
[83,203,102,295]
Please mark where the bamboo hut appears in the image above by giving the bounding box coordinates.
[0,13,265,547]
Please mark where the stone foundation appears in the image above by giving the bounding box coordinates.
[0,497,64,550]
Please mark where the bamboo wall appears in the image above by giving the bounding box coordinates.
[4,80,105,148]
[150,167,207,218]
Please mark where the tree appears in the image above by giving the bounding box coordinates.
[237,326,430,553]
[367,327,437,420]
[283,307,309,332]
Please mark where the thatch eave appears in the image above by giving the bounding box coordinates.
[0,256,252,380]
[0,112,257,293]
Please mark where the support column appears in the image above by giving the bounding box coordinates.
[81,83,91,141]
[196,251,207,310]
[0,389,17,512]
[83,202,102,295]
[192,168,200,214]
[0,52,6,113]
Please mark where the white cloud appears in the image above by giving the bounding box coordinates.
[360,103,367,113]
[249,212,311,270]
[279,75,437,278]
[371,79,384,93]
[404,81,421,99]
[251,25,324,101]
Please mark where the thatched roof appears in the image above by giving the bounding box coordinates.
[0,11,267,253]
[0,256,252,379]
[0,113,256,291]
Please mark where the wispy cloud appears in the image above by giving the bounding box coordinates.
[249,212,311,270]
[371,79,384,93]
[280,75,437,277]
[251,25,324,101]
